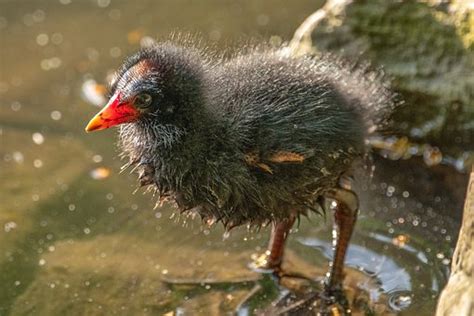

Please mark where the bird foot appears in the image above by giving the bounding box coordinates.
[320,285,351,315]
[262,284,351,316]
[249,252,319,296]
[248,252,308,277]
[249,251,282,273]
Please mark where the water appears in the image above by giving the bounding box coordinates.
[0,0,468,315]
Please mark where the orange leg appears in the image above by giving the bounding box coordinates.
[252,215,296,271]
[266,216,296,269]
[325,184,359,290]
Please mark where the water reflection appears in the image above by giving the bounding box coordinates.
[299,238,412,294]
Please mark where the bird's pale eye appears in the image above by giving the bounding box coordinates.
[133,93,153,109]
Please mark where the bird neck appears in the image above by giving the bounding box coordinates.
[119,105,235,169]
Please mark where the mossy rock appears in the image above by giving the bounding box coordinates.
[289,0,474,155]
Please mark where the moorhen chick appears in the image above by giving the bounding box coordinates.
[85,41,394,300]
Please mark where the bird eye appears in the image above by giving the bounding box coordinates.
[134,93,153,109]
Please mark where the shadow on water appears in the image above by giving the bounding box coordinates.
[0,0,469,315]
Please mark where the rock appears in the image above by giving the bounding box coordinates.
[436,167,474,316]
[287,0,474,156]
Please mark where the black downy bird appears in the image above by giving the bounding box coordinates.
[85,40,394,299]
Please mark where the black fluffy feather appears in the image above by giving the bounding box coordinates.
[115,40,396,228]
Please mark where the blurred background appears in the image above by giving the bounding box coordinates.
[0,0,472,315]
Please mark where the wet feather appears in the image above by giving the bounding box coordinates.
[115,40,396,228]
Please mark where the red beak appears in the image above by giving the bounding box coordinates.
[85,92,139,132]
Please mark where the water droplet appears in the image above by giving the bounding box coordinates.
[108,9,121,20]
[34,159,43,168]
[36,33,49,46]
[269,35,282,47]
[423,146,442,167]
[32,132,44,145]
[40,57,62,71]
[109,46,121,58]
[38,258,46,266]
[32,10,45,23]
[97,0,110,8]
[392,234,409,248]
[89,167,110,180]
[11,101,21,111]
[81,79,107,106]
[4,221,17,232]
[12,151,24,163]
[22,13,34,26]
[51,33,63,45]
[389,293,412,311]
[50,110,62,120]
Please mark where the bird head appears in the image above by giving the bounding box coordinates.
[85,44,204,132]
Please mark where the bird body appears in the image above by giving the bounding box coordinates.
[99,42,394,228]
[85,40,396,302]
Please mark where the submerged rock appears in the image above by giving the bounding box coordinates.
[287,0,474,156]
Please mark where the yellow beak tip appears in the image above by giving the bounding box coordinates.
[84,115,104,132]
[85,124,101,132]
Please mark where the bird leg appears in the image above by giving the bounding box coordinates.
[267,216,296,270]
[249,182,358,314]
[324,178,359,292]
[251,215,296,273]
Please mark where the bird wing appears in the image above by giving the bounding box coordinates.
[244,150,306,174]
